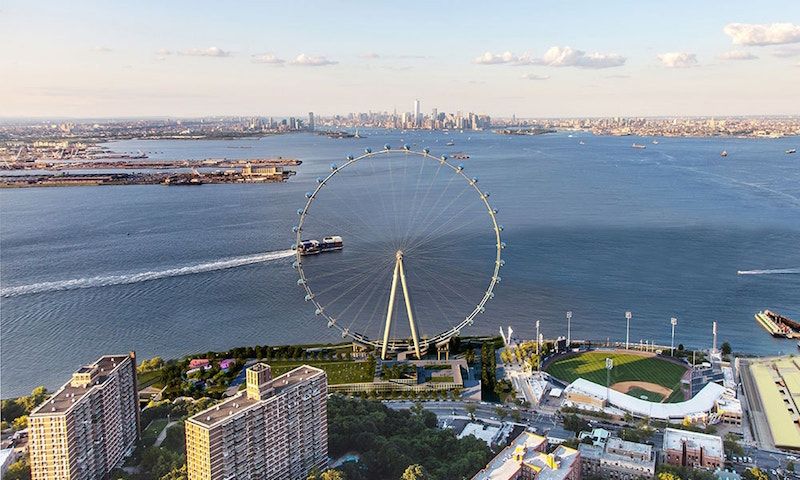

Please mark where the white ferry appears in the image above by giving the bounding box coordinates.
[297,236,343,256]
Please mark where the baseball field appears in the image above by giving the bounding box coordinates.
[545,351,689,402]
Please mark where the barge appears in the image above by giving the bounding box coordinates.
[755,309,800,338]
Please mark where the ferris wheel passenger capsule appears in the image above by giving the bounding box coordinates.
[484,191,491,198]
[315,308,323,316]
[304,294,314,301]
[365,148,372,153]
[346,155,354,160]
[494,276,502,283]
[305,192,314,198]
[478,306,486,313]
[500,242,506,249]
[498,259,506,267]
[423,148,430,154]
[492,208,499,214]
[498,225,504,231]
[292,226,299,233]
[440,155,447,162]
[296,209,303,215]
[290,243,297,250]
[330,163,338,171]
[327,319,336,328]
[297,279,306,285]
[316,177,324,184]
[292,261,299,269]
[470,177,478,185]
[403,144,410,150]
[457,164,464,171]
[487,291,495,299]
[384,144,391,150]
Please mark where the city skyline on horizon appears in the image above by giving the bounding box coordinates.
[2,1,800,118]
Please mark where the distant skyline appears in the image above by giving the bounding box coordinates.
[1,1,799,118]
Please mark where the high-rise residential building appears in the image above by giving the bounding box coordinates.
[28,353,140,480]
[308,112,315,131]
[472,432,581,480]
[185,363,328,480]
[413,99,421,126]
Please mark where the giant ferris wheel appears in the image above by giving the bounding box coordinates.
[294,146,503,359]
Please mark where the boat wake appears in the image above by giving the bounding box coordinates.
[737,267,800,276]
[0,249,295,298]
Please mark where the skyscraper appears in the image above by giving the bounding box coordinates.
[413,99,421,127]
[185,363,328,480]
[28,353,140,480]
[308,112,315,131]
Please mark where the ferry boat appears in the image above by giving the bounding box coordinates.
[787,149,797,154]
[720,150,728,157]
[631,143,647,149]
[297,236,343,256]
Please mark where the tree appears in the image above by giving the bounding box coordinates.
[562,414,588,434]
[411,401,425,416]
[401,464,429,480]
[494,406,508,422]
[511,410,522,423]
[721,342,732,355]
[320,469,345,480]
[788,461,795,473]
[160,465,188,480]
[742,468,768,480]
[465,403,477,420]
[12,415,28,430]
[677,344,684,351]
[657,472,681,480]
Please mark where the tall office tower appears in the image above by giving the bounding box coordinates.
[28,353,140,480]
[413,99,421,127]
[185,363,328,480]
[308,112,315,131]
[431,108,438,129]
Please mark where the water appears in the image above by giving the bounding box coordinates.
[2,130,799,397]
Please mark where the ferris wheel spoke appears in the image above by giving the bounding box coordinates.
[405,210,489,257]
[411,264,474,332]
[403,165,461,248]
[412,261,481,313]
[403,189,480,254]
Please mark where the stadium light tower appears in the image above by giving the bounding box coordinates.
[566,311,573,347]
[605,357,613,402]
[535,319,540,356]
[625,311,632,349]
[670,317,678,356]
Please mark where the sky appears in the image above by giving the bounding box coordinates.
[1,0,799,118]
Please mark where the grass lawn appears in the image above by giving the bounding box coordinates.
[430,376,454,383]
[269,360,374,384]
[141,418,168,446]
[137,369,162,389]
[545,351,687,398]
[626,387,665,402]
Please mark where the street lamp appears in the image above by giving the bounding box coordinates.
[625,311,632,349]
[566,311,573,348]
[670,317,678,356]
[535,320,540,356]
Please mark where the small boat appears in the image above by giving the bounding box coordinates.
[720,150,728,157]
[652,140,659,145]
[787,149,797,154]
[446,141,455,146]
[631,143,646,149]
[579,141,585,145]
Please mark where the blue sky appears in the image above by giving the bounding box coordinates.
[1,0,799,117]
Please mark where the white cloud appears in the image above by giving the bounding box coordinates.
[93,46,112,53]
[474,47,626,69]
[473,51,519,65]
[156,48,172,56]
[178,47,232,57]
[719,50,758,61]
[521,73,550,80]
[359,52,380,59]
[657,52,698,68]
[289,54,338,66]
[251,53,285,65]
[724,23,800,46]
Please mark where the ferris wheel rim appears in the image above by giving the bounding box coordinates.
[293,146,503,351]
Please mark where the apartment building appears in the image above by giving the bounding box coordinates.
[472,431,581,480]
[579,436,656,480]
[185,363,328,480]
[28,353,140,480]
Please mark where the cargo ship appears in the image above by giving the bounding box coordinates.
[297,236,343,256]
[755,309,800,338]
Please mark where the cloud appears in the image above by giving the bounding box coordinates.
[177,47,232,57]
[474,47,626,68]
[657,52,698,68]
[521,73,550,80]
[289,54,338,66]
[156,48,172,56]
[251,53,285,65]
[719,50,758,61]
[724,23,800,46]
[359,52,380,59]
[93,46,113,53]
[773,46,800,58]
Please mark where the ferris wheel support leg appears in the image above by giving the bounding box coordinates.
[381,261,401,360]
[398,256,422,359]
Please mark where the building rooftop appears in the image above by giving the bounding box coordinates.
[30,355,130,416]
[606,437,653,457]
[188,364,325,428]
[472,432,578,480]
[663,428,724,459]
